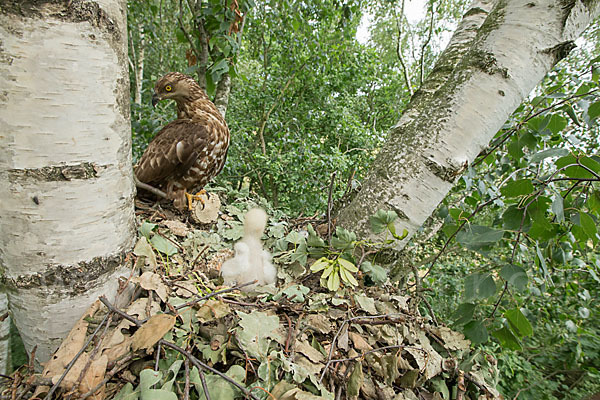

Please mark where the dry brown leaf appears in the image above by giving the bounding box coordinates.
[102,336,133,363]
[126,297,161,320]
[349,331,373,352]
[271,381,298,399]
[174,280,199,298]
[131,314,176,351]
[162,219,190,236]
[295,340,325,363]
[429,326,471,351]
[338,323,349,351]
[138,271,169,302]
[196,299,231,323]
[133,237,157,270]
[305,314,332,334]
[42,300,101,380]
[78,354,108,399]
[56,353,89,389]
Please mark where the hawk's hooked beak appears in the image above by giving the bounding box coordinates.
[151,92,160,107]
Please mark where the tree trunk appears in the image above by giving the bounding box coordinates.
[338,0,600,247]
[0,0,136,365]
[134,28,145,105]
[214,72,232,118]
[0,293,9,374]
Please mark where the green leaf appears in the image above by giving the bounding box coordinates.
[535,243,550,281]
[501,179,534,198]
[327,269,340,291]
[530,147,569,163]
[339,266,359,286]
[588,101,600,120]
[306,224,326,247]
[347,361,364,397]
[275,285,310,303]
[546,114,567,134]
[562,104,581,126]
[140,221,157,238]
[285,231,305,245]
[150,235,178,256]
[338,258,358,272]
[310,257,330,272]
[139,369,178,400]
[552,195,565,223]
[505,308,533,337]
[360,261,387,284]
[369,209,398,234]
[492,326,522,350]
[456,225,504,250]
[113,383,138,400]
[579,212,597,241]
[464,273,496,300]
[331,227,356,249]
[463,320,488,344]
[586,191,600,214]
[502,206,528,230]
[555,155,600,179]
[452,303,476,326]
[236,311,281,360]
[500,264,528,292]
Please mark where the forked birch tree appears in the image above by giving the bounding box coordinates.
[0,0,135,365]
[338,0,600,245]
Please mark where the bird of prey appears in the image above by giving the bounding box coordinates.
[135,72,230,210]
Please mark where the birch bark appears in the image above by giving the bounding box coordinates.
[0,0,136,365]
[338,0,600,246]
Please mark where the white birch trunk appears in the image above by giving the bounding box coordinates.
[0,293,10,374]
[134,29,145,105]
[0,0,136,365]
[214,73,232,118]
[338,0,600,246]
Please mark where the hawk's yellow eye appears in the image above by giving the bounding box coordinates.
[165,85,172,92]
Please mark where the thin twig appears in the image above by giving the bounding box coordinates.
[198,368,211,400]
[183,358,190,400]
[79,354,135,400]
[43,313,111,400]
[329,344,426,363]
[70,313,114,398]
[158,340,261,400]
[421,196,499,280]
[419,0,435,85]
[134,176,168,199]
[99,295,142,327]
[319,313,413,384]
[154,342,162,371]
[173,281,257,311]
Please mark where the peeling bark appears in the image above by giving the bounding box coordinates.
[0,0,135,365]
[338,0,600,247]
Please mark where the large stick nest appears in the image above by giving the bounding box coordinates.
[2,195,501,399]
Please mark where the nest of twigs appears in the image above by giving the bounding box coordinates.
[2,198,501,400]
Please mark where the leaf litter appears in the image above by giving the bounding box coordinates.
[6,194,501,399]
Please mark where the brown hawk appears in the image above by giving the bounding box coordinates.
[135,72,230,210]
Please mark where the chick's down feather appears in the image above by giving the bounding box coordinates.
[220,208,277,291]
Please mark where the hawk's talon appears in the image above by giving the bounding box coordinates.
[186,190,208,211]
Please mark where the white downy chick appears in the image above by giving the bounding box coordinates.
[220,241,251,287]
[220,208,277,291]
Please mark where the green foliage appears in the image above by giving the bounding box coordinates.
[422,52,600,397]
